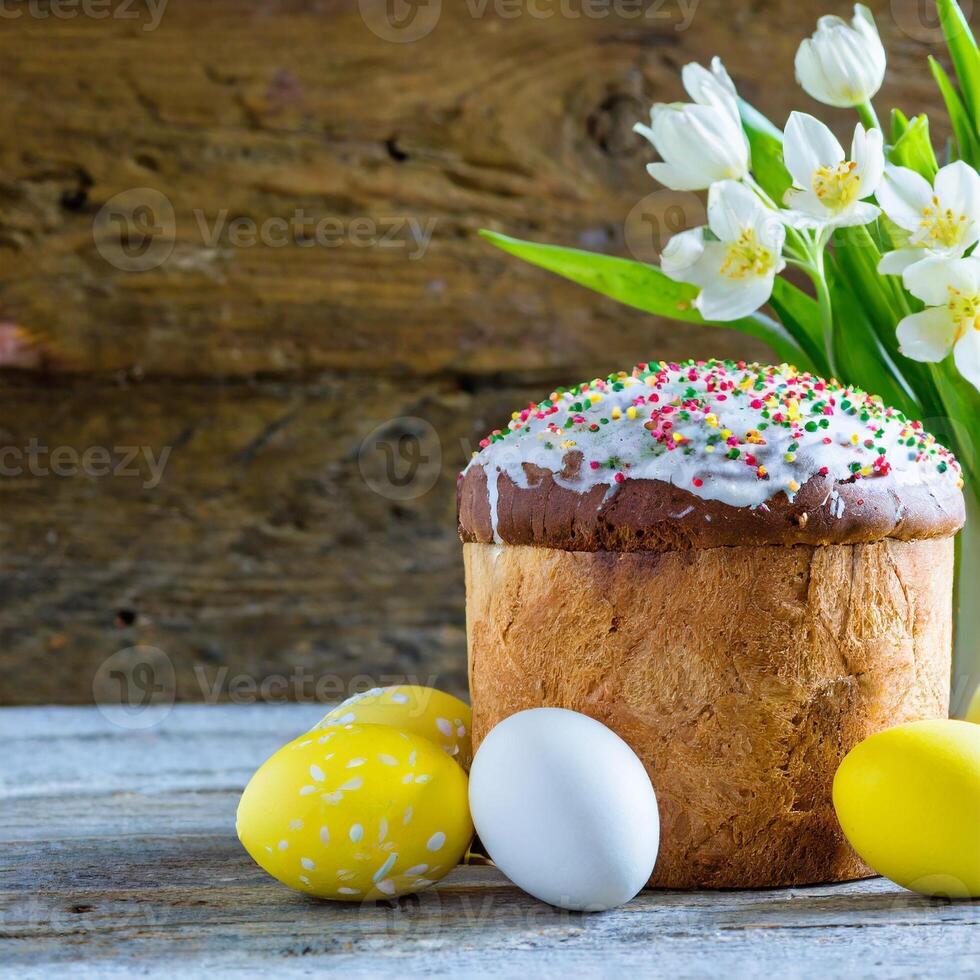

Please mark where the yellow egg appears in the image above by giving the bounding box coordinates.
[313,686,473,769]
[833,719,980,897]
[966,685,980,724]
[237,724,473,900]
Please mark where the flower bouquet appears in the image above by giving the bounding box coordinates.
[481,0,980,699]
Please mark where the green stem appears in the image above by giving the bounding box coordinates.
[810,247,840,378]
[788,230,840,379]
[743,173,812,275]
[856,100,881,131]
[783,227,812,261]
[744,174,779,209]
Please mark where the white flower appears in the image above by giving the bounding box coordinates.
[781,113,883,230]
[896,256,980,390]
[661,180,786,321]
[876,161,980,278]
[795,4,886,108]
[634,57,749,191]
[680,58,739,118]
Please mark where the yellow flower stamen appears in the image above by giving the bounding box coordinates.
[812,160,861,211]
[720,228,774,280]
[919,195,969,250]
[948,284,980,342]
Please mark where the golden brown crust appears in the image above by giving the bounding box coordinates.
[465,538,953,888]
[458,462,965,551]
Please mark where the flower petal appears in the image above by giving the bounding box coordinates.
[707,180,768,240]
[695,269,776,322]
[749,203,787,253]
[633,122,655,144]
[953,327,980,392]
[660,227,706,279]
[835,201,880,227]
[904,255,980,306]
[878,248,923,276]
[794,6,885,108]
[934,160,980,216]
[896,307,958,363]
[934,161,980,252]
[644,104,749,190]
[851,124,884,199]
[779,203,829,229]
[681,57,740,125]
[646,162,713,192]
[795,40,837,106]
[876,165,933,232]
[783,112,845,188]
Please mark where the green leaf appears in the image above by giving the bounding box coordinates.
[479,230,816,371]
[825,270,922,418]
[768,278,830,377]
[937,0,980,127]
[890,108,910,144]
[737,99,792,203]
[832,226,905,347]
[929,360,980,489]
[887,114,939,180]
[829,225,942,418]
[929,55,980,165]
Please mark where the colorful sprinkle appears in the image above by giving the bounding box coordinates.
[465,360,962,513]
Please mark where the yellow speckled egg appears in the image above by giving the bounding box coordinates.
[237,724,473,900]
[833,719,980,897]
[313,686,473,769]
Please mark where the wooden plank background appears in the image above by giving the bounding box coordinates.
[0,0,956,703]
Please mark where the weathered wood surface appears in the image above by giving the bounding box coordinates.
[3,705,979,978]
[0,376,487,704]
[0,0,950,377]
[0,2,958,703]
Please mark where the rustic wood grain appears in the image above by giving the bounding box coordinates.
[0,377,523,704]
[3,705,979,977]
[0,1,959,703]
[0,0,949,378]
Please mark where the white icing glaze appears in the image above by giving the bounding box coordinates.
[486,465,502,544]
[464,360,961,513]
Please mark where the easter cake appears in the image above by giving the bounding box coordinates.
[458,359,965,889]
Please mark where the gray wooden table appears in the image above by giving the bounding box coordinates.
[3,705,979,978]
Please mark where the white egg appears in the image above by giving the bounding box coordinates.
[468,707,659,910]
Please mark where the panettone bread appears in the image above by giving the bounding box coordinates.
[459,360,965,889]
